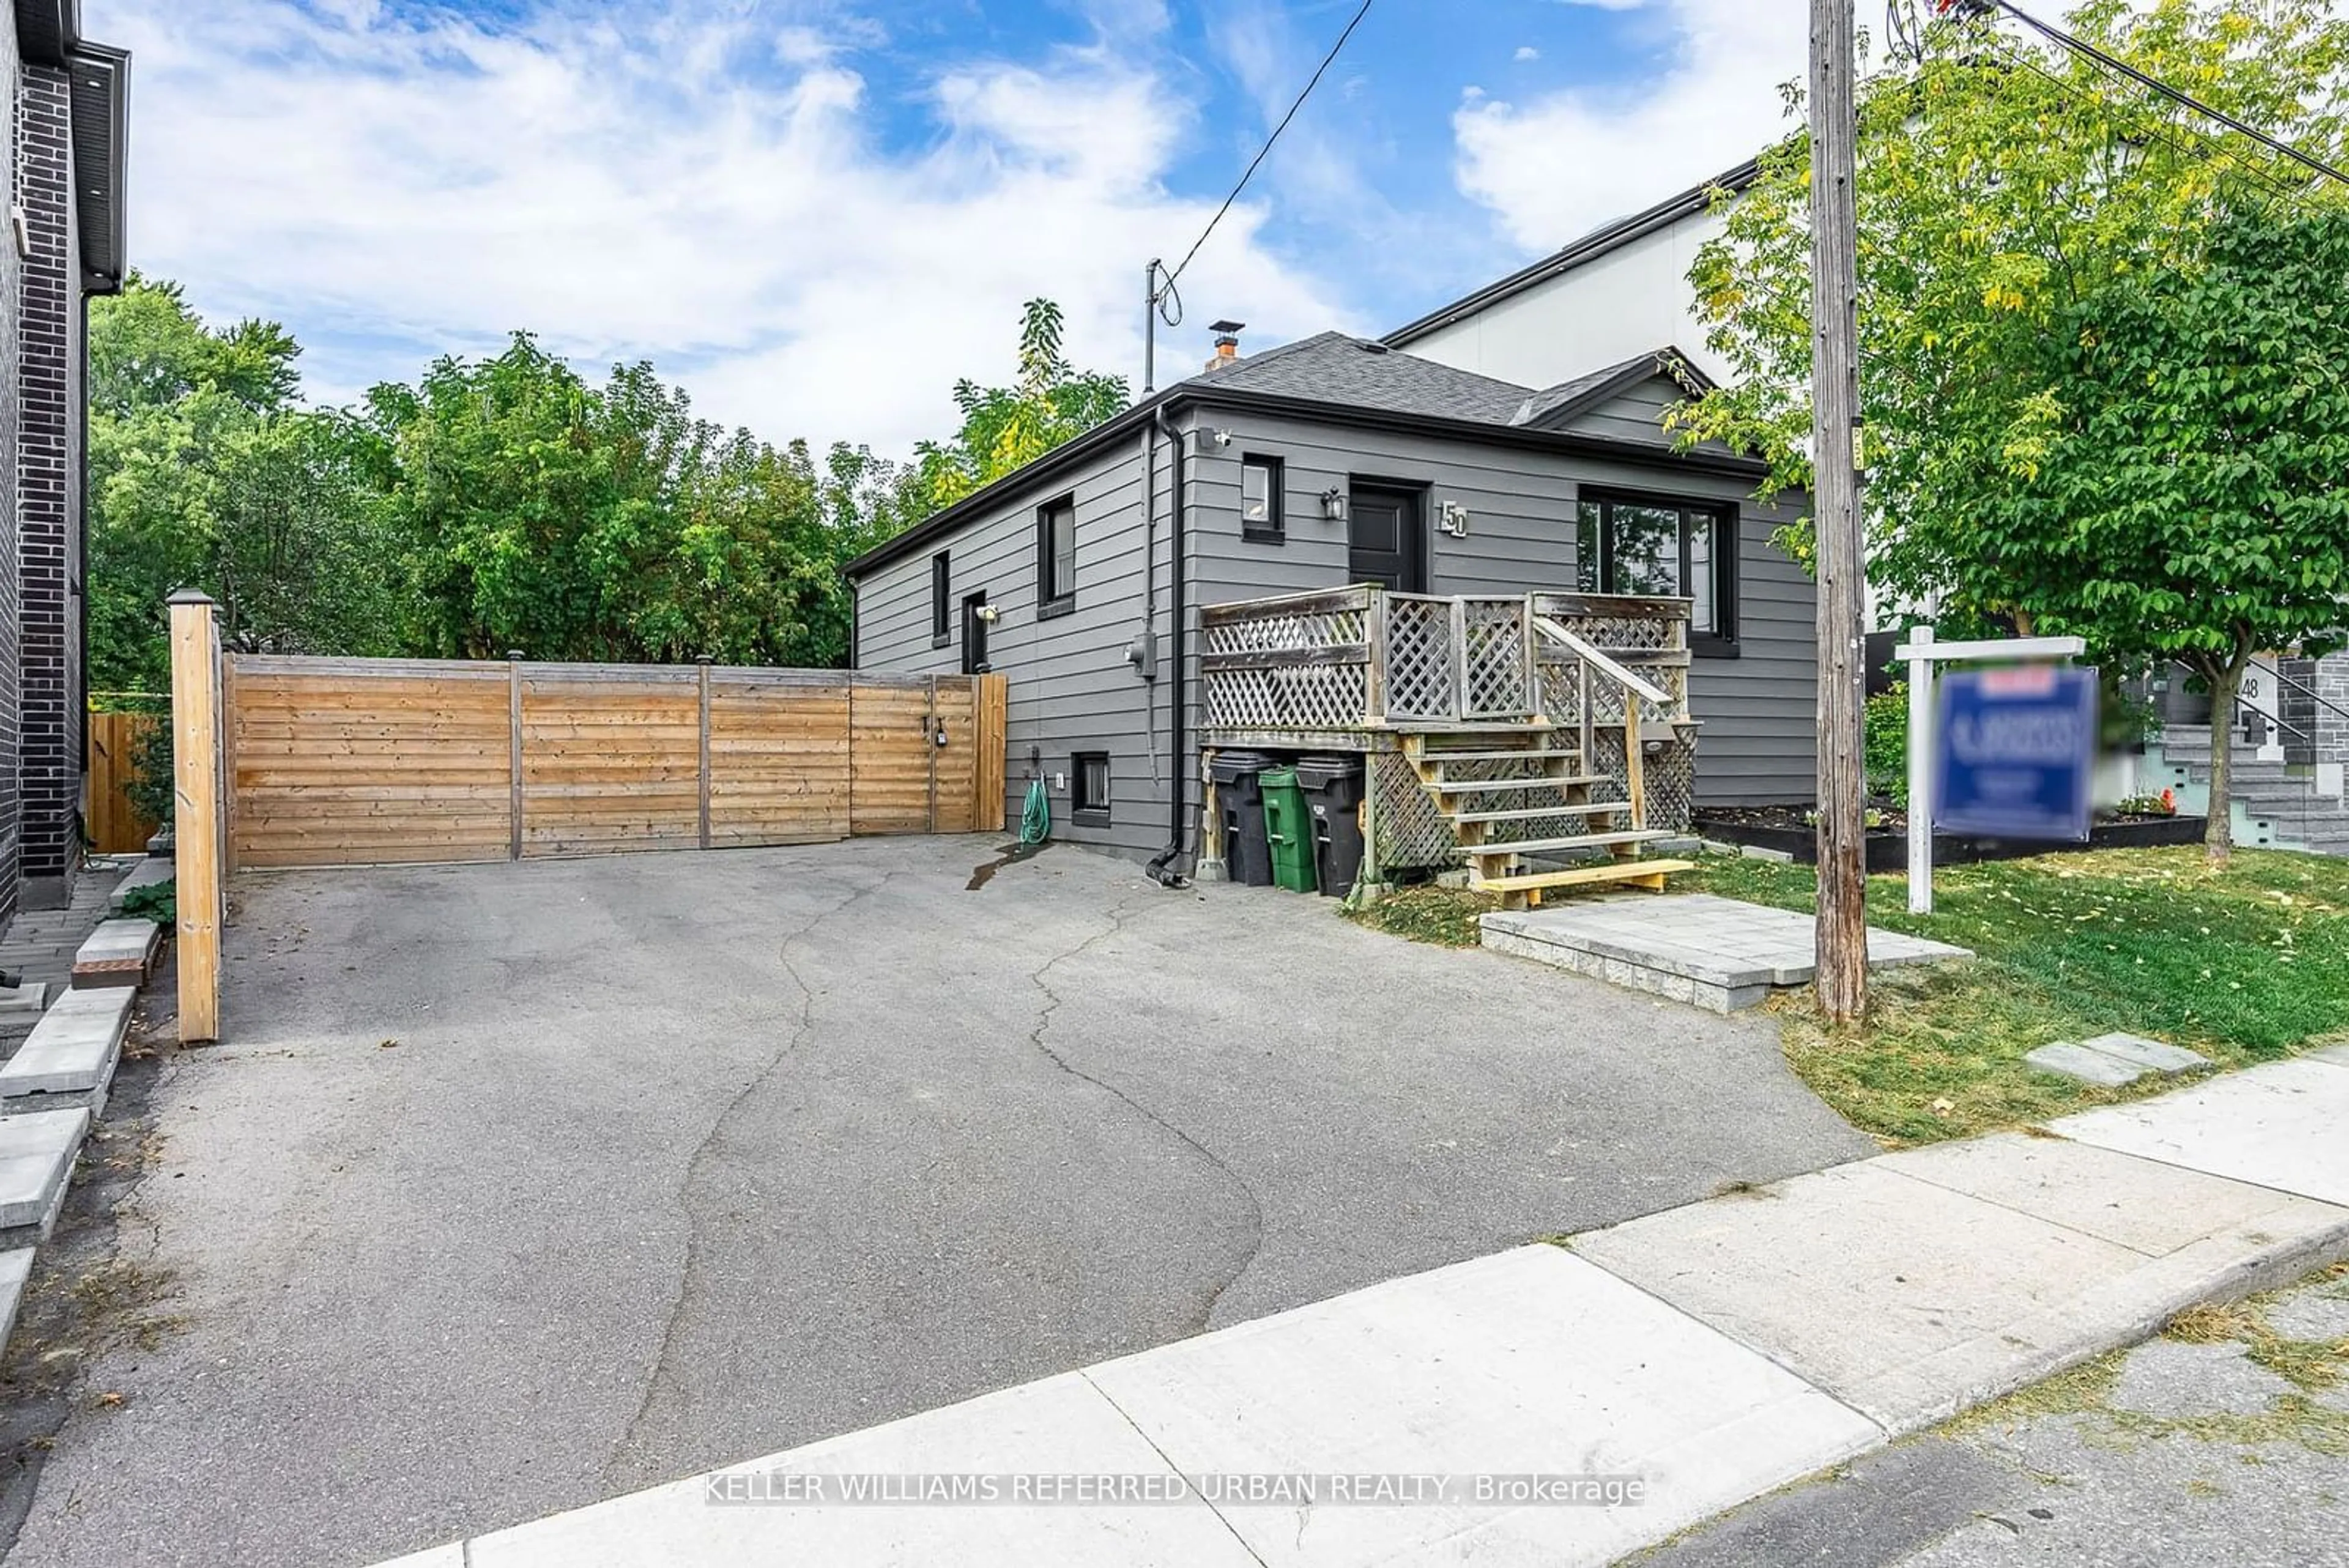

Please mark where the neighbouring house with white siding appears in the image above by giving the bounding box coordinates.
[1383,161,1759,390]
[845,329,1820,881]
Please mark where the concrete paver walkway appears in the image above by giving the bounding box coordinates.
[379,1049,2349,1566]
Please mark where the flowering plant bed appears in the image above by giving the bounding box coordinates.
[1693,804,2208,871]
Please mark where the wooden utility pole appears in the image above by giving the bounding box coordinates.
[1810,0,1869,1024]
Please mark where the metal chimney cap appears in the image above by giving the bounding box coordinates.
[1209,319,1246,336]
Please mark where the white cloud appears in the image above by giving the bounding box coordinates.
[1513,46,1541,62]
[1455,0,1801,251]
[93,0,1349,453]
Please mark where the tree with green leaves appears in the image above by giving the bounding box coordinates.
[914,298,1129,510]
[1674,0,2349,860]
[89,275,410,690]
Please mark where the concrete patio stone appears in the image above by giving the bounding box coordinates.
[0,1249,30,1353]
[2077,1033,2211,1076]
[1482,893,1972,1011]
[70,917,161,989]
[0,986,134,1111]
[0,1109,90,1236]
[2025,1041,2148,1087]
[106,856,174,915]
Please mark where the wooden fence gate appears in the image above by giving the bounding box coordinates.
[86,709,163,854]
[218,655,1008,869]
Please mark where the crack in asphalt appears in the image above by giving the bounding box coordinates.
[600,863,907,1487]
[1025,901,1268,1337]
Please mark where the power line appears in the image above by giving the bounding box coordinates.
[1162,0,1376,289]
[1944,0,2349,191]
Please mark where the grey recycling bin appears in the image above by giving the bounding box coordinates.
[1208,749,1279,887]
[1295,752,1368,899]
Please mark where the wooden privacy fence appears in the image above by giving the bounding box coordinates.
[86,708,163,854]
[218,655,1009,869]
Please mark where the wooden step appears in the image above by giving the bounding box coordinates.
[1414,747,1581,764]
[1428,776,1600,796]
[1464,830,1675,859]
[1451,802,1631,825]
[1474,859,1696,894]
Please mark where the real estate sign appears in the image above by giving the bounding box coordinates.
[1934,666,2099,842]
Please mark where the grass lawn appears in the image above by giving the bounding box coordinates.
[1680,846,2349,1145]
[1349,846,2349,1147]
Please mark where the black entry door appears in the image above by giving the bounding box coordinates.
[1348,485,1426,593]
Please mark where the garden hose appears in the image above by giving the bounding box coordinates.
[1019,776,1052,846]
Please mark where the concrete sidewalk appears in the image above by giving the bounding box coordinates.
[378,1050,2349,1567]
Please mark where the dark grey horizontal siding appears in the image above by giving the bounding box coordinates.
[1560,373,1740,459]
[855,398,1823,862]
[1188,407,1817,807]
[856,428,1182,858]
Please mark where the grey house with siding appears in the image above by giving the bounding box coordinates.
[845,332,1816,879]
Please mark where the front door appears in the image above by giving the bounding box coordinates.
[1348,484,1426,593]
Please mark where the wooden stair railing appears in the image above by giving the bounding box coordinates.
[1399,615,1693,910]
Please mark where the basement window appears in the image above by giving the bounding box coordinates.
[1071,752,1111,825]
[1241,455,1284,543]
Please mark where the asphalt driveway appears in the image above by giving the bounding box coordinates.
[6,836,1869,1567]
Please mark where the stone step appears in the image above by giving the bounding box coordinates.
[0,1109,89,1240]
[1464,830,1676,860]
[0,987,135,1115]
[106,857,174,915]
[71,919,161,990]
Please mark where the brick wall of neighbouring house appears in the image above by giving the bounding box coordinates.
[2317,650,2349,768]
[0,17,26,935]
[15,57,78,902]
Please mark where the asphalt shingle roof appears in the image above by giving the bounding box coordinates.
[1180,332,1540,426]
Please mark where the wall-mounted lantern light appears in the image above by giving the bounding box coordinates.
[1319,487,1347,522]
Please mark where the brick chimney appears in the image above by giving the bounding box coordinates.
[1204,319,1245,371]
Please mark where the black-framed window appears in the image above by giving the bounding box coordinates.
[1575,493,1737,652]
[1037,495,1077,617]
[1071,751,1111,824]
[930,551,951,647]
[961,591,990,675]
[1241,455,1284,543]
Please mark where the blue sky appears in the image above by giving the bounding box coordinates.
[88,0,1801,453]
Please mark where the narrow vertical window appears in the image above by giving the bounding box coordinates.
[1037,496,1077,615]
[1241,455,1284,543]
[930,551,951,647]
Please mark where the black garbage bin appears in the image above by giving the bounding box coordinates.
[1207,749,1278,886]
[1296,752,1368,899]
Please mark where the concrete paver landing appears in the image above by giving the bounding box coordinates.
[1482,893,1972,1011]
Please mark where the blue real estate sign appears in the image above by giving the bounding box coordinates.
[1934,665,2099,841]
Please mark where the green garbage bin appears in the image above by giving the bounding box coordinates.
[1259,767,1318,893]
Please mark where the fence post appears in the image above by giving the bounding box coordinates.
[168,591,223,1044]
[697,657,714,850]
[507,652,525,861]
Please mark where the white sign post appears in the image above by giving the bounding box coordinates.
[1893,628,2088,915]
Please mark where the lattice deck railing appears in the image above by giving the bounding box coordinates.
[1200,585,1694,736]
